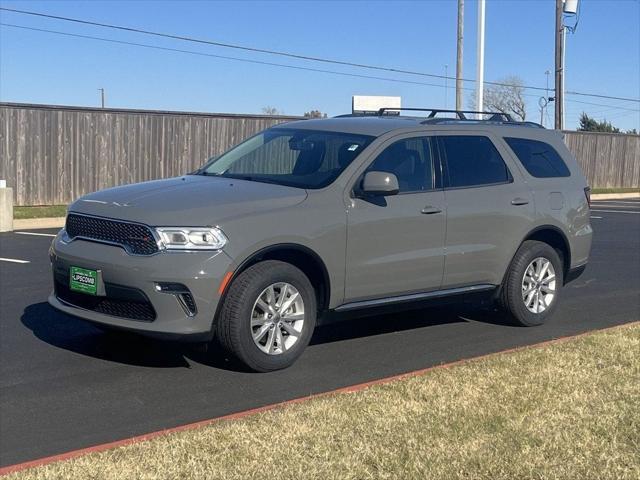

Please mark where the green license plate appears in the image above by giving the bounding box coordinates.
[70,266,98,295]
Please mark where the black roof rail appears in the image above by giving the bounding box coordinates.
[334,108,544,128]
[376,107,514,121]
[421,118,545,128]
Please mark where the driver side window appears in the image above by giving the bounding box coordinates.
[365,137,434,193]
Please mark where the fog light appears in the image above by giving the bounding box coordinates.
[154,282,197,317]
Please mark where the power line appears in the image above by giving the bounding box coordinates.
[3,22,637,117]
[0,23,476,92]
[0,7,499,86]
[2,6,638,103]
[565,90,640,103]
[564,98,639,112]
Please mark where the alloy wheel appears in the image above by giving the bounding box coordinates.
[521,257,557,314]
[250,282,305,355]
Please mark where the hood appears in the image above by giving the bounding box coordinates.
[69,175,308,226]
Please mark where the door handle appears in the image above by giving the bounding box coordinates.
[511,198,529,206]
[421,206,442,215]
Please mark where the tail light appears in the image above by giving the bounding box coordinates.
[584,187,591,208]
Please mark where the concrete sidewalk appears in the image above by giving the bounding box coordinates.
[590,192,640,200]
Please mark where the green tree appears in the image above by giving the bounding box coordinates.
[577,112,621,133]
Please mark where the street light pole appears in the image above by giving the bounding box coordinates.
[544,70,551,127]
[98,88,105,109]
[475,0,485,116]
[456,0,464,110]
[444,64,448,109]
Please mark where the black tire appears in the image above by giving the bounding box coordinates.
[498,240,564,327]
[215,260,316,372]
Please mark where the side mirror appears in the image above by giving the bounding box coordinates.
[361,171,399,196]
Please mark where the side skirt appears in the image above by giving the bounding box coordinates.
[334,284,497,313]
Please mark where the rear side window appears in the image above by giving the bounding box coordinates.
[505,137,571,178]
[439,135,511,188]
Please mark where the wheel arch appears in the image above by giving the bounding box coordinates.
[222,243,331,314]
[522,225,571,279]
[495,224,572,302]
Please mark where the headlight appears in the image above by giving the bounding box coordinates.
[155,227,227,251]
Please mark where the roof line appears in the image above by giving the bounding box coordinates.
[0,102,304,120]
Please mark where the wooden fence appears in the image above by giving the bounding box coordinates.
[1,103,638,205]
[563,130,640,190]
[0,103,302,206]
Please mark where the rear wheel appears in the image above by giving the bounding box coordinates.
[215,260,316,372]
[498,240,563,326]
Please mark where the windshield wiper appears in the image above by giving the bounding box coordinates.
[223,174,283,185]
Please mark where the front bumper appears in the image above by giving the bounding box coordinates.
[48,231,233,337]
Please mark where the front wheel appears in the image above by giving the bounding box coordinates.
[498,240,564,326]
[215,260,316,372]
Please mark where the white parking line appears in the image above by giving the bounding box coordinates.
[590,216,603,219]
[0,257,30,264]
[590,209,640,214]
[591,201,640,205]
[15,231,56,237]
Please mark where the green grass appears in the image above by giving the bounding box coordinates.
[7,323,639,480]
[591,187,639,194]
[13,205,67,219]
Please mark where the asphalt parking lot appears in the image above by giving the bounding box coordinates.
[1,199,639,468]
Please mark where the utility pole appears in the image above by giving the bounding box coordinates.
[475,0,485,116]
[554,0,563,130]
[98,88,105,109]
[456,0,464,110]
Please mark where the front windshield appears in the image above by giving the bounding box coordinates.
[196,128,375,189]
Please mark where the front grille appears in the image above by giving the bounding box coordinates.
[54,274,156,322]
[66,214,159,255]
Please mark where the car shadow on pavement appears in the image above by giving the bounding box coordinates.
[310,302,515,345]
[21,301,516,372]
[21,302,192,368]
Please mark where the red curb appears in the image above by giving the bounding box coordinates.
[1,321,637,477]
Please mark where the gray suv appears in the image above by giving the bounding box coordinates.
[49,109,593,371]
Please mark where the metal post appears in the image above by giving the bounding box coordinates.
[98,88,105,109]
[554,0,564,130]
[544,70,551,128]
[456,0,464,110]
[561,26,566,130]
[444,64,448,109]
[475,0,485,116]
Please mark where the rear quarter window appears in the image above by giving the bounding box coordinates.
[505,137,571,178]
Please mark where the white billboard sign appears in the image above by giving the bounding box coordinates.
[352,95,401,114]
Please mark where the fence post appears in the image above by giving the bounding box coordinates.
[0,180,14,232]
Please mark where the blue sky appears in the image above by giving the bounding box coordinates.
[1,0,638,130]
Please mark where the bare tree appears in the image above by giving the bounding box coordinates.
[469,75,527,121]
[304,110,328,119]
[261,106,282,115]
